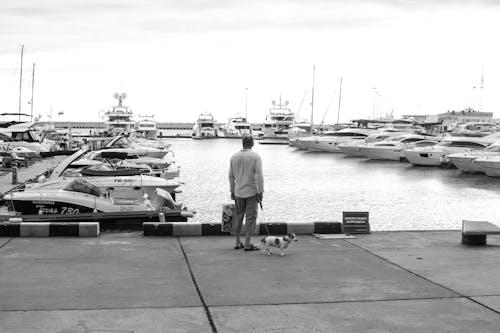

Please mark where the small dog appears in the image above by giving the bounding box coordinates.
[259,233,298,256]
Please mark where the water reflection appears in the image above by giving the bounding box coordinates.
[169,138,500,231]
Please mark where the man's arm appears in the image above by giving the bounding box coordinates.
[254,155,264,195]
[229,158,235,199]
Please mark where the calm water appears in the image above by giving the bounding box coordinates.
[168,138,500,231]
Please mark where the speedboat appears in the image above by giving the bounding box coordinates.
[1,178,193,221]
[102,133,171,158]
[473,155,500,177]
[359,134,438,161]
[403,136,490,166]
[50,148,180,180]
[448,141,500,173]
[298,128,376,152]
[0,122,50,153]
[28,148,184,201]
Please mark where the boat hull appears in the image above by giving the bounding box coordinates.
[447,155,483,173]
[403,149,444,166]
[473,159,500,177]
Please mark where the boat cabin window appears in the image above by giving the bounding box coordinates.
[200,123,214,128]
[64,179,102,197]
[439,141,487,148]
[401,138,424,143]
[11,131,37,142]
[326,132,368,137]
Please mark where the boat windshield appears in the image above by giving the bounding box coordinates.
[64,179,102,197]
[485,143,500,152]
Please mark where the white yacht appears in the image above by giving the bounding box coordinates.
[473,155,500,177]
[338,131,403,157]
[0,122,50,153]
[297,128,375,152]
[261,99,295,139]
[135,115,157,140]
[99,93,135,135]
[223,115,252,138]
[403,136,490,166]
[192,112,217,139]
[448,141,500,174]
[359,134,438,161]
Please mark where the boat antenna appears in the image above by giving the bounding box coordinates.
[296,89,308,121]
[310,65,315,133]
[320,92,337,126]
[18,44,24,122]
[479,66,484,112]
[30,63,35,122]
[245,87,248,120]
[336,77,343,125]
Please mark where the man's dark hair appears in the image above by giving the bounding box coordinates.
[242,134,254,149]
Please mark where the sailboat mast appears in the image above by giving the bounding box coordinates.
[31,63,35,122]
[18,44,24,122]
[310,65,315,133]
[336,77,343,125]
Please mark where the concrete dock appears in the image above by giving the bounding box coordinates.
[1,231,499,332]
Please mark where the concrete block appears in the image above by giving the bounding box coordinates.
[314,222,342,234]
[202,223,230,236]
[259,223,287,235]
[50,223,80,236]
[0,222,21,237]
[78,222,100,237]
[143,222,173,236]
[173,222,202,236]
[20,223,50,237]
[287,223,315,235]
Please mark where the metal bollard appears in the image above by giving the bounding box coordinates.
[11,166,18,184]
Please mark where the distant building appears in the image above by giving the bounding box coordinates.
[436,108,494,131]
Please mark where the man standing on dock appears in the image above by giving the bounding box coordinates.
[229,134,264,251]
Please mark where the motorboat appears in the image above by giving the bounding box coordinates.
[359,134,438,161]
[0,122,50,153]
[287,121,312,148]
[50,148,179,180]
[447,141,500,173]
[297,128,375,152]
[192,112,217,139]
[338,132,403,157]
[473,155,500,177]
[261,98,295,139]
[99,93,135,135]
[102,133,171,158]
[1,178,193,221]
[403,136,490,166]
[223,115,252,138]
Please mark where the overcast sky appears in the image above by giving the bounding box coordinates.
[1,0,499,124]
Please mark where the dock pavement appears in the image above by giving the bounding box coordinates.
[0,156,65,194]
[1,231,499,332]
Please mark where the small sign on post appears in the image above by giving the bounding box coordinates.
[342,211,370,234]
